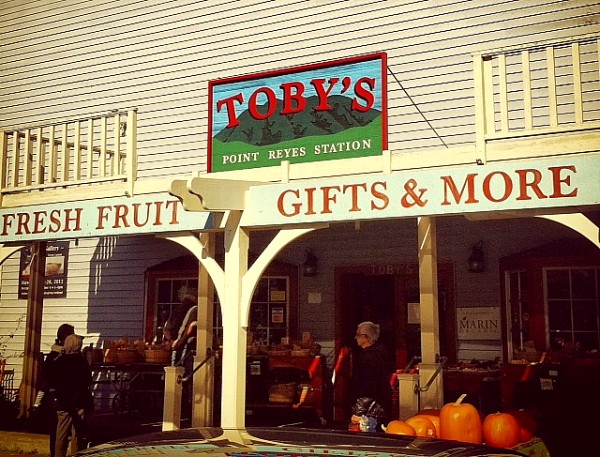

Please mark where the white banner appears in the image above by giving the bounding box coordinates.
[243,154,600,226]
[0,193,215,243]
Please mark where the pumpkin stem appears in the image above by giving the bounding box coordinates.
[454,393,467,406]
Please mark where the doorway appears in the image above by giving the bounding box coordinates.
[333,263,455,422]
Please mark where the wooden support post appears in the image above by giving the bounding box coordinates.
[163,366,185,431]
[19,241,46,419]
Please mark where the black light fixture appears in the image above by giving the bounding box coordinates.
[467,240,485,273]
[302,249,318,277]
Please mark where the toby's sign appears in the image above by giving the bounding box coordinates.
[208,53,387,172]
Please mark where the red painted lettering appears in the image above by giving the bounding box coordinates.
[549,165,577,198]
[310,78,339,110]
[321,186,342,213]
[516,169,546,200]
[483,171,512,203]
[216,93,244,128]
[441,174,479,205]
[371,181,389,210]
[248,87,277,120]
[280,82,306,115]
[352,77,376,112]
[343,183,368,211]
[277,189,302,217]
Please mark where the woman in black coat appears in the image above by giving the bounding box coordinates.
[51,334,93,457]
[351,321,393,429]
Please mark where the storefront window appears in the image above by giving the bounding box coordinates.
[154,278,198,342]
[546,267,600,352]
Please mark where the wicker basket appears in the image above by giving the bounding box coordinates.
[103,348,119,364]
[145,349,172,364]
[268,382,296,403]
[116,349,141,364]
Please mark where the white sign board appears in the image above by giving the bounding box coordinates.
[0,193,215,243]
[457,307,501,340]
[242,154,600,226]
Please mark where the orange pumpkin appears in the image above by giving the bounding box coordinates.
[406,415,436,438]
[482,412,521,448]
[384,420,416,436]
[439,395,483,444]
[506,409,537,443]
[417,409,440,437]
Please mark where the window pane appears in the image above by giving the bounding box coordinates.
[548,300,572,331]
[546,269,570,299]
[573,300,598,331]
[253,278,268,302]
[571,269,597,299]
[576,332,600,352]
[158,280,171,303]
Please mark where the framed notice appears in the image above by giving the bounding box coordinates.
[208,53,387,172]
[457,307,501,340]
[19,241,69,299]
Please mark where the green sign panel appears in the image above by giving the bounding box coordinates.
[208,53,387,172]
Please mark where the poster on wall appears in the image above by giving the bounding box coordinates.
[208,52,388,172]
[457,307,501,340]
[19,241,69,299]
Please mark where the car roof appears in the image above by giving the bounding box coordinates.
[76,427,526,457]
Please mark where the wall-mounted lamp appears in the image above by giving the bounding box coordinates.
[467,240,485,273]
[302,249,318,277]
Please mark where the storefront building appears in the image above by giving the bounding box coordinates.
[1,1,599,452]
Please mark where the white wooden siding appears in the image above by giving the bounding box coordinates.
[1,0,599,383]
[2,0,599,179]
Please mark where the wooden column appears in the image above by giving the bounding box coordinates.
[19,241,46,418]
[417,217,444,410]
[192,233,216,427]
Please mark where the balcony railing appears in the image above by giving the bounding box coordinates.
[473,33,600,162]
[0,109,137,205]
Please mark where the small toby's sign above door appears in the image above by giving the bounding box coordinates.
[208,53,387,172]
[457,307,500,340]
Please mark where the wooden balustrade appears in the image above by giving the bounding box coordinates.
[0,109,137,205]
[473,33,600,162]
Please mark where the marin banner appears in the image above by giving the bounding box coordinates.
[208,53,387,172]
[19,241,69,299]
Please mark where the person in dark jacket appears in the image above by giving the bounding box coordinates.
[351,321,393,430]
[51,334,93,457]
[35,323,75,457]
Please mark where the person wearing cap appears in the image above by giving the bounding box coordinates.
[51,334,94,457]
[35,323,75,457]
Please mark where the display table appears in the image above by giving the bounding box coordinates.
[91,362,167,413]
[443,367,500,415]
[246,354,325,424]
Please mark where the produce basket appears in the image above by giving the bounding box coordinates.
[268,382,296,403]
[145,349,172,364]
[103,348,119,364]
[116,349,141,364]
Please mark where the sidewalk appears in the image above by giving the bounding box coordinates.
[0,411,164,455]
